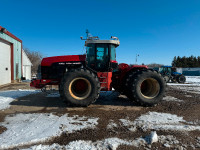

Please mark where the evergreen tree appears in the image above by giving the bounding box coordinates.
[172,56,177,67]
[171,55,200,68]
[182,56,188,67]
[198,56,200,67]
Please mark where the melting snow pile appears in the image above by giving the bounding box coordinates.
[0,89,39,110]
[120,112,200,132]
[0,113,98,149]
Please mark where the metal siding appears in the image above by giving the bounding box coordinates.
[0,32,22,80]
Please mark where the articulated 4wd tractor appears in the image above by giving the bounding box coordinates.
[30,34,166,107]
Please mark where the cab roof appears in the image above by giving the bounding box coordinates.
[84,37,120,47]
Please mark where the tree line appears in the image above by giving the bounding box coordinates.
[172,56,200,68]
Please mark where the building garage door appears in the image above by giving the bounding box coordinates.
[0,39,11,85]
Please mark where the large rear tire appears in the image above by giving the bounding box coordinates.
[60,68,100,106]
[126,70,166,106]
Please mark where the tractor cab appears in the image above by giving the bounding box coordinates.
[159,66,172,75]
[84,36,120,72]
[159,66,180,76]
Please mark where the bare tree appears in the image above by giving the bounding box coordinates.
[23,47,43,74]
[147,63,164,68]
[130,63,164,68]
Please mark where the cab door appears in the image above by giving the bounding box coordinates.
[95,44,109,71]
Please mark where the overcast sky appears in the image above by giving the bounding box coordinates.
[1,0,200,65]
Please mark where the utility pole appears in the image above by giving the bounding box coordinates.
[86,29,89,39]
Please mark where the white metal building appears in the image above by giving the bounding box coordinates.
[22,50,32,80]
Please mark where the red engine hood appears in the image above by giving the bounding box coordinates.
[41,55,86,66]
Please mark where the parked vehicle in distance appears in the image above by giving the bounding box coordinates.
[154,66,186,83]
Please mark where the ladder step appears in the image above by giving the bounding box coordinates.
[100,82,107,83]
[99,77,106,78]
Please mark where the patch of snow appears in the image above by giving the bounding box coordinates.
[133,112,200,131]
[186,76,200,84]
[185,95,192,97]
[0,113,98,149]
[120,112,200,132]
[171,85,200,94]
[120,119,137,132]
[167,83,200,86]
[168,76,200,94]
[163,96,183,102]
[23,134,183,150]
[25,143,62,150]
[107,120,118,129]
[163,143,171,148]
[24,137,146,150]
[0,90,39,110]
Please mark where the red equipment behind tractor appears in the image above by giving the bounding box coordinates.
[30,33,166,107]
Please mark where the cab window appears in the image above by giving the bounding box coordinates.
[110,45,116,61]
[86,44,95,68]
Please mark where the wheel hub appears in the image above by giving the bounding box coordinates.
[69,77,91,100]
[140,78,160,99]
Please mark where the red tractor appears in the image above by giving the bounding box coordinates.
[30,34,166,107]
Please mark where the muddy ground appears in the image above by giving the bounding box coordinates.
[0,82,200,150]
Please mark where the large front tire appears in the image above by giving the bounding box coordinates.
[60,68,100,106]
[177,75,186,83]
[127,70,166,106]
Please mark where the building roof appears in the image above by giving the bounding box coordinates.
[0,26,22,43]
